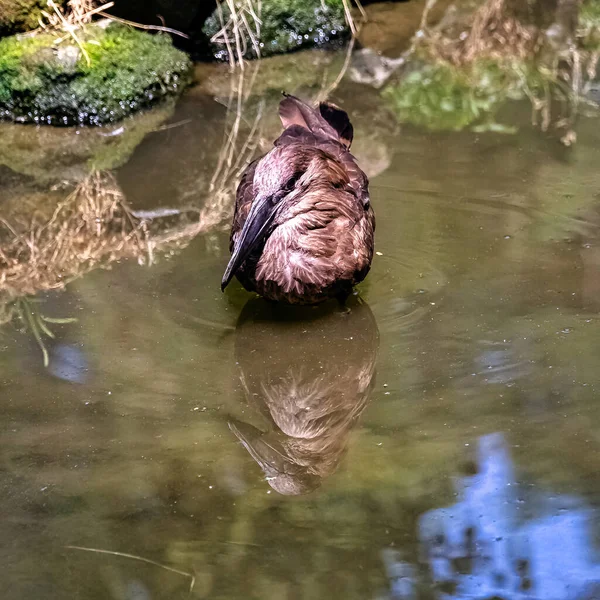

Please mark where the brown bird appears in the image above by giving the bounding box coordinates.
[221,93,375,305]
[229,298,379,495]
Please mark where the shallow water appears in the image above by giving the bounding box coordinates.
[2,52,600,599]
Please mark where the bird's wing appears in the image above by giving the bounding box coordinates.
[273,126,369,208]
[320,140,371,209]
[230,158,259,252]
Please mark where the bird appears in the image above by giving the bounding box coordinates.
[221,93,375,305]
[229,298,379,495]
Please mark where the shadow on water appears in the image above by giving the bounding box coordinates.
[230,297,379,495]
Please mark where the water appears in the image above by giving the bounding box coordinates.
[2,51,600,599]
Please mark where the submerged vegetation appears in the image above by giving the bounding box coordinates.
[0,23,191,125]
[3,297,77,366]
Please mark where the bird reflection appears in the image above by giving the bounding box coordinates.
[229,298,379,495]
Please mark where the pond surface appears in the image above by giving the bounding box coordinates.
[2,51,600,599]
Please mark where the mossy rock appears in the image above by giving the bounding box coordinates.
[0,0,63,36]
[203,0,348,60]
[0,23,192,126]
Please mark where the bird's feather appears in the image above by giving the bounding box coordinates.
[319,102,354,149]
[279,94,339,141]
[230,158,258,252]
[223,93,374,304]
[274,127,369,208]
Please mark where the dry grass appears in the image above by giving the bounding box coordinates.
[0,172,143,302]
[149,65,266,255]
[40,0,116,65]
[208,64,264,221]
[210,0,263,69]
[38,0,188,65]
[0,170,231,363]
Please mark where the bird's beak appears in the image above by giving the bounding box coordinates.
[221,195,277,291]
[228,420,292,475]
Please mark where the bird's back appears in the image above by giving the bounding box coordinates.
[225,95,375,304]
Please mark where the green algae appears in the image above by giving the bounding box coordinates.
[203,0,348,61]
[0,23,191,126]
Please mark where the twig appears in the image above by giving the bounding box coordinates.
[151,118,193,133]
[97,12,190,38]
[65,545,196,594]
[420,0,438,30]
[216,0,236,69]
[341,0,357,36]
[317,34,356,102]
[47,0,91,66]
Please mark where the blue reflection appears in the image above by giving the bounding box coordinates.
[47,343,89,384]
[420,433,600,598]
[384,433,600,599]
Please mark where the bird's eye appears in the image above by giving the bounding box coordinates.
[284,172,302,191]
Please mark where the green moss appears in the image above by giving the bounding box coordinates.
[382,58,544,133]
[0,24,192,126]
[203,0,348,60]
[0,0,61,35]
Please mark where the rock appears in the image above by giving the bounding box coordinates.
[0,23,191,126]
[56,45,80,72]
[192,49,346,99]
[203,0,348,61]
[348,48,405,88]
